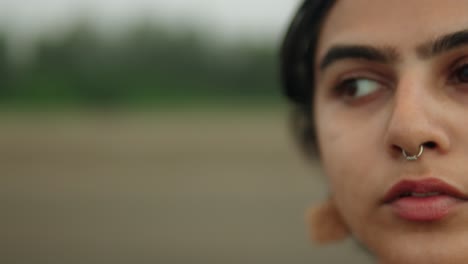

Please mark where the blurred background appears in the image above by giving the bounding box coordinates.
[1,0,373,263]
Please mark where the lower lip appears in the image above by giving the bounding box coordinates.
[392,195,461,221]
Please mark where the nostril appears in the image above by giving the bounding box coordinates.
[392,145,401,153]
[423,141,437,149]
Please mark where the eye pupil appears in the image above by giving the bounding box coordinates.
[457,65,468,82]
[342,79,358,97]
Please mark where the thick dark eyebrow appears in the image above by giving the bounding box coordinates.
[418,29,468,58]
[319,45,398,71]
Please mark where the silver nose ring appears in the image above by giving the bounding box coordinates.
[402,145,424,161]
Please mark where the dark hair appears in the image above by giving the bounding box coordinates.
[280,0,336,157]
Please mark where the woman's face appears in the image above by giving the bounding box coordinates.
[314,0,468,263]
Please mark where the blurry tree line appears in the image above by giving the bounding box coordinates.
[0,22,281,109]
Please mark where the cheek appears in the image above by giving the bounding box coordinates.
[319,128,370,199]
[316,117,381,234]
[317,116,376,190]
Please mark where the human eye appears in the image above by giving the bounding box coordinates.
[449,62,468,85]
[334,77,383,102]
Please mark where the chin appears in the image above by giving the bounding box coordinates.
[364,228,468,264]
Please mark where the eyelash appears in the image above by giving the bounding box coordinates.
[331,60,468,103]
[333,75,386,102]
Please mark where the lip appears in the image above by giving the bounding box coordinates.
[383,178,468,221]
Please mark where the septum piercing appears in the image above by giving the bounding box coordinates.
[402,145,424,161]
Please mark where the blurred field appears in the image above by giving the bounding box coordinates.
[1,109,373,264]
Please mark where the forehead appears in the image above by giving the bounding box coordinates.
[316,0,468,62]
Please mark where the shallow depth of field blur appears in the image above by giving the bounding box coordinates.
[1,1,372,263]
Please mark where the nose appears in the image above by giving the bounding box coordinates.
[384,79,450,159]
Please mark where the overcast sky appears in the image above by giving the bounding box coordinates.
[0,0,301,42]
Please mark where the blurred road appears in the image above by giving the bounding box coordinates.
[1,109,373,264]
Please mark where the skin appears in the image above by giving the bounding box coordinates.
[314,0,468,263]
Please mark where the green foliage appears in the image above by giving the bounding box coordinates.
[1,22,282,109]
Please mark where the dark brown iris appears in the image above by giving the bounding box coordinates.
[456,65,468,83]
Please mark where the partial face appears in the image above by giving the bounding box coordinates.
[314,0,468,263]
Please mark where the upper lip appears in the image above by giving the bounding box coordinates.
[382,178,468,203]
